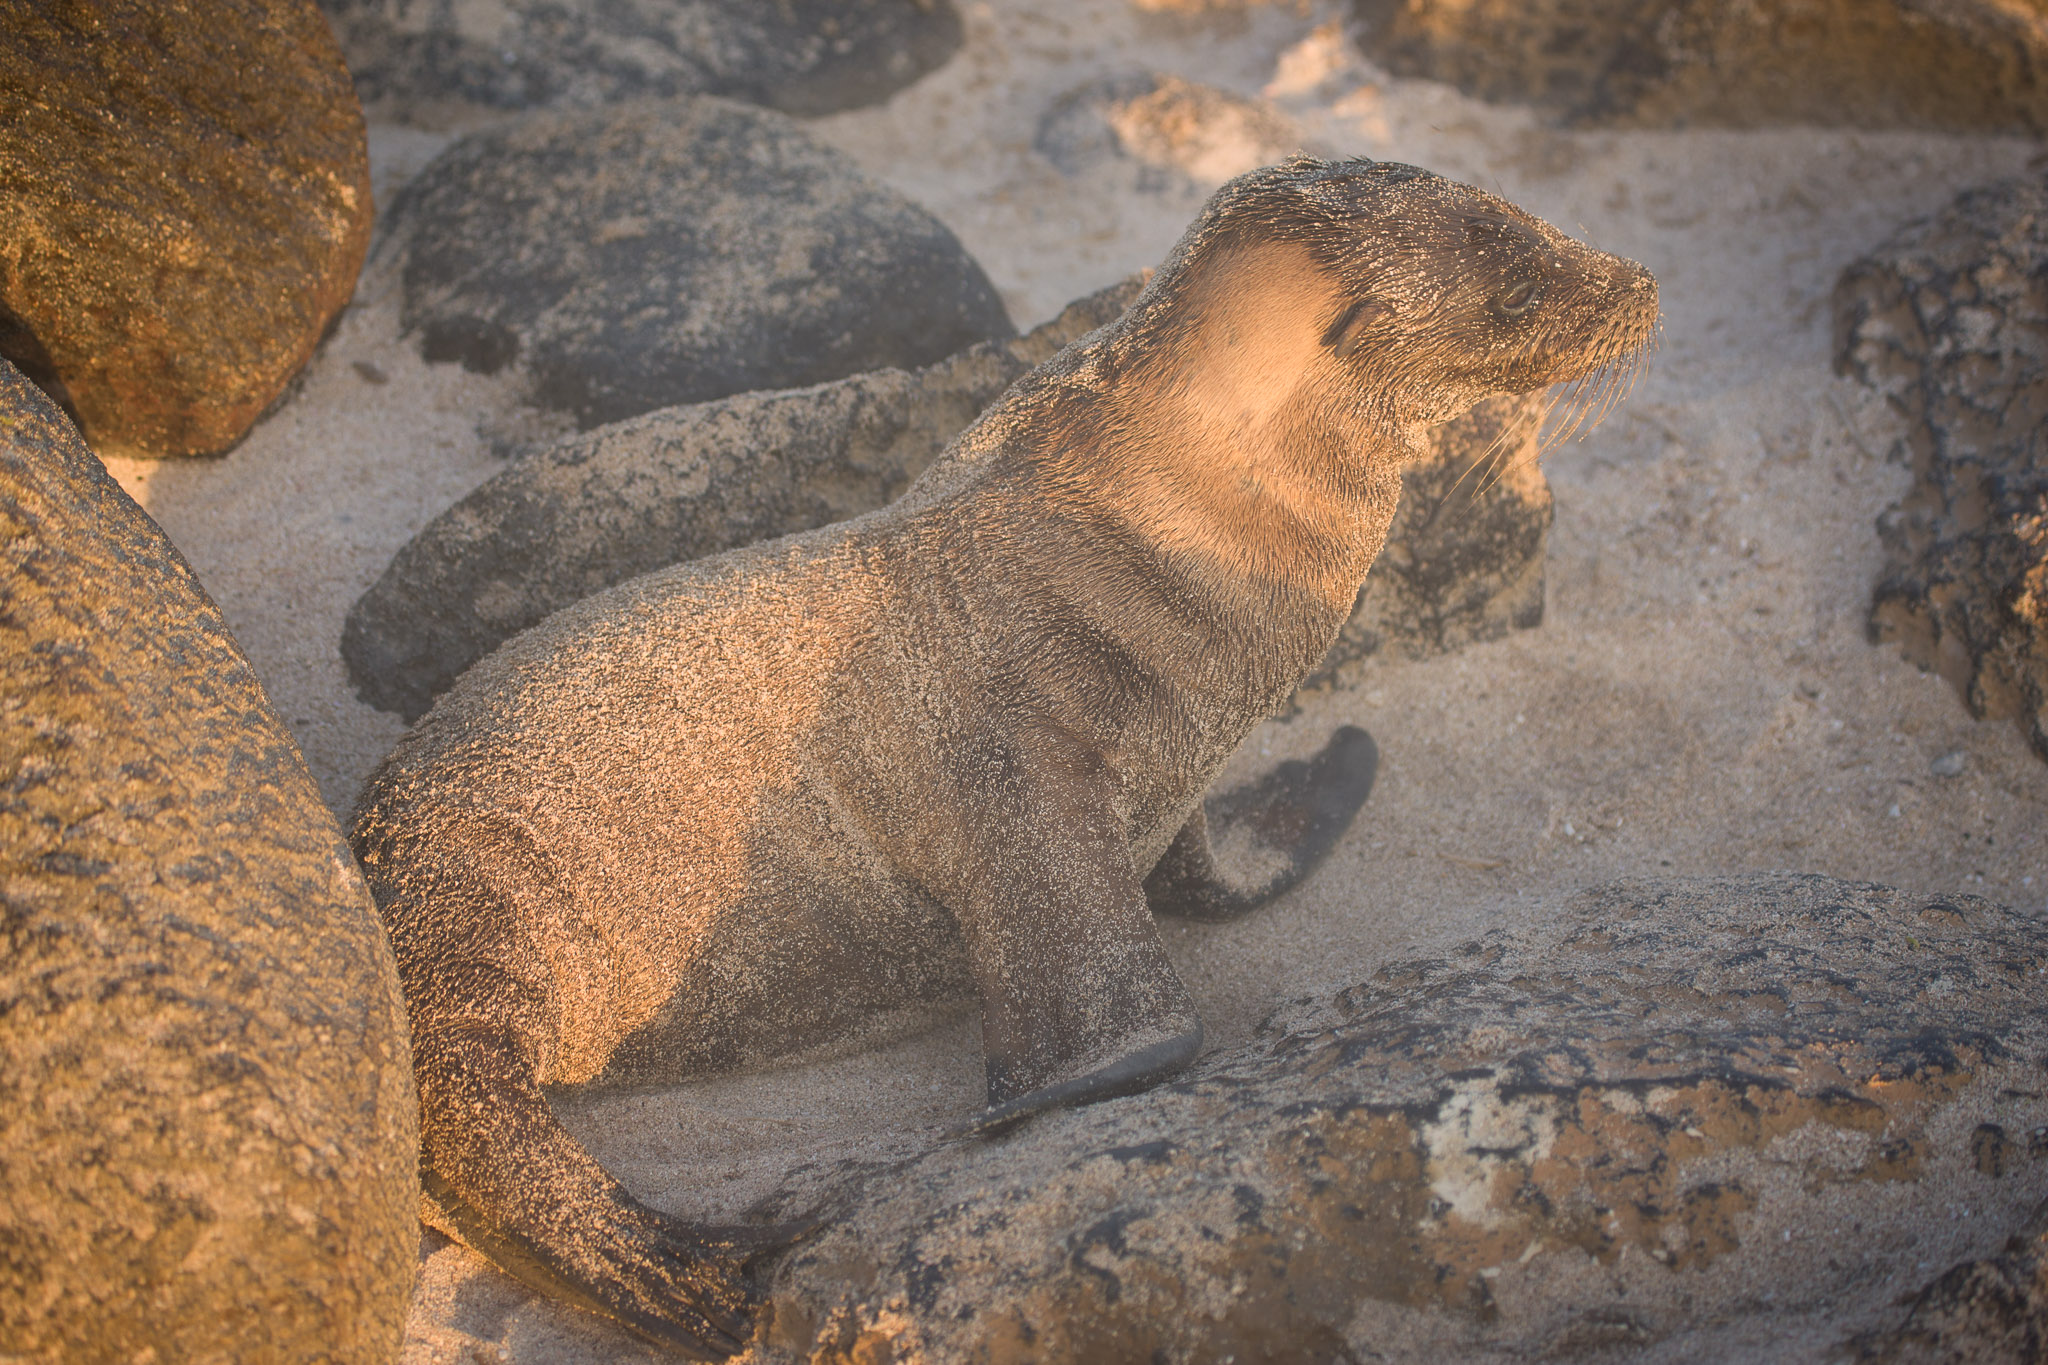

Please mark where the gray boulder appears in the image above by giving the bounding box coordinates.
[321,0,962,122]
[344,278,1133,719]
[343,277,1551,720]
[1834,175,2048,764]
[379,96,1014,429]
[0,361,418,1363]
[0,0,372,457]
[1349,0,2048,134]
[749,875,2048,1362]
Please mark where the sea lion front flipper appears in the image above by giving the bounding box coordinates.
[949,1031,1201,1139]
[950,738,1204,1131]
[1145,724,1378,922]
[413,1019,769,1360]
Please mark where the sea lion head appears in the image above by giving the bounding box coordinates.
[1141,156,1660,433]
[994,156,1659,601]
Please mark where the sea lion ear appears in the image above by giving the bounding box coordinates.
[1323,298,1390,359]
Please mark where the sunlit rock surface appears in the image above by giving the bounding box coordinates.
[0,362,418,1361]
[0,0,371,458]
[749,874,2048,1363]
[1348,0,2048,135]
[1035,72,1307,192]
[1835,174,2048,764]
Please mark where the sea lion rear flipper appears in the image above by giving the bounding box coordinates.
[1145,724,1378,922]
[413,1020,770,1359]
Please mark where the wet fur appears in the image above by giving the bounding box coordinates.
[350,157,1658,1357]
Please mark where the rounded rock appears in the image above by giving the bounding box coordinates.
[756,874,2048,1362]
[0,0,372,458]
[380,97,1015,431]
[319,0,965,121]
[0,361,418,1363]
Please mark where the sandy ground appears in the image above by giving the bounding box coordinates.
[98,1,2048,1359]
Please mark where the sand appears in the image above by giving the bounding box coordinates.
[96,1,2048,1359]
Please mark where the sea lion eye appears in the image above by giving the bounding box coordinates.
[1496,279,1542,318]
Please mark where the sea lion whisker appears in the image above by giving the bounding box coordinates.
[1468,389,1556,501]
[1525,386,1569,465]
[1467,429,1518,503]
[1455,413,1527,504]
[1538,372,1597,458]
[1445,415,1514,501]
[1475,438,1552,500]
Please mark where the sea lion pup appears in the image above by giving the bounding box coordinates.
[350,156,1658,1357]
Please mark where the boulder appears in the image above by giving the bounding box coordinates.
[0,361,417,1363]
[750,875,2048,1363]
[345,279,1128,719]
[0,0,373,458]
[320,0,962,122]
[1300,389,1552,691]
[1834,176,2048,764]
[342,277,1551,721]
[379,97,1013,430]
[1348,0,2048,134]
[1035,73,1305,190]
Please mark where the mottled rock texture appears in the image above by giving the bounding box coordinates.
[320,0,962,122]
[1349,0,2048,134]
[748,875,2048,1363]
[1834,176,2048,763]
[342,278,1550,721]
[1853,1196,2048,1362]
[379,97,1013,431]
[0,0,372,458]
[0,362,417,1363]
[344,279,1130,719]
[1301,389,1551,691]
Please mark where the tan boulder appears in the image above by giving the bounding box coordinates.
[1349,0,2048,134]
[0,0,372,458]
[0,361,417,1362]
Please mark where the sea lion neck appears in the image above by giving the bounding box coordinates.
[1018,237,1407,615]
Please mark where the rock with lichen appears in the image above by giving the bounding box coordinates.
[0,360,418,1363]
[320,0,963,122]
[746,874,2048,1363]
[1834,175,2048,764]
[0,0,371,458]
[1349,0,2048,135]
